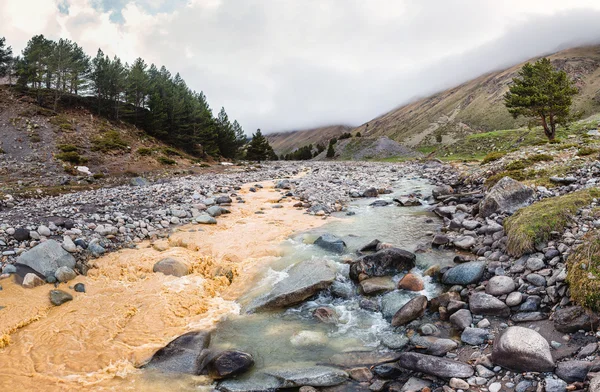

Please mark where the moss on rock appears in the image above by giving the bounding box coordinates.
[567,232,600,311]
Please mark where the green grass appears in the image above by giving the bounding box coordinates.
[136,147,153,156]
[157,156,176,165]
[56,151,88,165]
[481,152,506,164]
[567,232,600,311]
[578,147,598,156]
[49,115,75,131]
[57,144,79,153]
[505,188,600,257]
[91,130,129,152]
[162,147,182,157]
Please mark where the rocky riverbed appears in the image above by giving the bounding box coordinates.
[2,160,600,391]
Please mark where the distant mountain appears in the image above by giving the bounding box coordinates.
[266,125,353,155]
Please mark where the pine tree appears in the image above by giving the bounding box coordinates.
[0,37,13,78]
[246,129,273,162]
[216,107,238,158]
[505,58,578,141]
[326,141,335,158]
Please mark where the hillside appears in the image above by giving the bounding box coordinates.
[0,86,213,197]
[266,125,353,154]
[356,45,600,147]
[313,136,422,161]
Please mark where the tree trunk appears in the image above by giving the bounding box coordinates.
[540,115,554,140]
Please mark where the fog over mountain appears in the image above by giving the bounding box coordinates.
[2,0,600,133]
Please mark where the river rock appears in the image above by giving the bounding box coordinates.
[314,234,346,253]
[449,309,472,330]
[410,335,458,356]
[491,326,555,372]
[553,306,599,333]
[145,331,211,374]
[391,295,428,326]
[590,375,600,392]
[360,276,395,294]
[13,228,30,242]
[506,291,523,306]
[362,187,378,197]
[486,276,516,296]
[195,214,217,224]
[216,196,232,205]
[217,373,282,392]
[16,240,76,278]
[50,290,73,306]
[22,273,45,288]
[250,260,335,311]
[207,350,254,379]
[349,248,416,281]
[313,307,338,323]
[396,352,474,378]
[153,258,190,277]
[442,261,485,285]
[461,327,488,345]
[397,273,424,291]
[469,292,510,317]
[453,236,476,250]
[264,365,348,387]
[54,266,76,283]
[479,177,534,218]
[555,360,592,382]
[545,377,567,392]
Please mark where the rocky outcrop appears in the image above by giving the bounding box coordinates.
[314,234,347,253]
[144,331,211,375]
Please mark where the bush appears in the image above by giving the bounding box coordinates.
[505,188,600,257]
[338,132,352,140]
[162,147,182,157]
[56,151,87,165]
[50,115,75,131]
[91,130,129,152]
[505,161,526,171]
[528,153,554,162]
[57,144,79,153]
[93,173,105,179]
[137,147,153,156]
[567,232,600,311]
[157,156,176,165]
[578,147,598,156]
[481,152,506,164]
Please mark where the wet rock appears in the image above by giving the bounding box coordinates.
[49,289,73,306]
[13,228,30,242]
[196,214,217,224]
[453,236,477,250]
[207,350,254,379]
[391,295,428,326]
[314,234,347,253]
[397,273,424,291]
[217,373,281,392]
[442,261,485,285]
[348,367,373,382]
[145,331,211,374]
[479,177,534,218]
[350,248,416,281]
[432,185,453,199]
[430,292,461,311]
[469,292,510,317]
[410,335,458,356]
[359,239,381,252]
[264,365,348,387]
[555,360,592,382]
[449,309,472,330]
[22,273,45,288]
[16,239,76,278]
[370,200,391,207]
[461,327,488,345]
[153,258,190,277]
[54,266,76,283]
[74,283,85,293]
[216,196,233,205]
[432,234,449,246]
[396,352,474,378]
[491,326,554,372]
[290,331,327,347]
[362,187,378,198]
[553,306,599,333]
[249,260,336,311]
[327,351,403,368]
[360,276,395,294]
[486,276,516,296]
[379,332,409,350]
[313,307,338,323]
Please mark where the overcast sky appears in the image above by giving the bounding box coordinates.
[2,1,600,134]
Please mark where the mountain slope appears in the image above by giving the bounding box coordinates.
[355,45,600,146]
[266,125,353,155]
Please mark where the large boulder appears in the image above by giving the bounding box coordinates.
[314,234,347,254]
[442,261,485,285]
[349,248,416,281]
[249,260,336,311]
[491,326,555,372]
[153,258,190,277]
[469,292,510,317]
[206,350,254,380]
[16,240,76,278]
[479,177,534,218]
[391,295,428,326]
[486,276,516,296]
[553,306,599,333]
[264,365,348,387]
[590,375,600,392]
[144,331,211,374]
[396,352,474,378]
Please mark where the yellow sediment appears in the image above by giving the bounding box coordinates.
[0,181,329,391]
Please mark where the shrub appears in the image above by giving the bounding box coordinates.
[578,147,598,156]
[92,130,129,152]
[49,115,75,131]
[505,161,526,171]
[528,153,554,162]
[30,133,41,143]
[162,147,182,157]
[93,173,105,179]
[57,144,78,153]
[504,188,600,257]
[567,232,600,311]
[56,151,87,165]
[0,148,4,154]
[481,152,505,164]
[157,156,176,165]
[137,147,153,156]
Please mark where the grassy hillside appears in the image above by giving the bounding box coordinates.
[355,45,600,147]
[266,125,353,154]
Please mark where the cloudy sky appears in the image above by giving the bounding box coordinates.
[2,1,600,134]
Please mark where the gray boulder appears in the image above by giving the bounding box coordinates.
[314,234,346,253]
[461,327,488,346]
[479,177,534,218]
[486,276,516,296]
[54,266,77,283]
[442,261,485,285]
[553,306,599,333]
[491,326,554,372]
[449,309,472,330]
[196,214,217,224]
[249,260,335,311]
[50,290,73,306]
[350,248,416,281]
[144,331,211,374]
[469,292,510,317]
[590,375,600,392]
[17,240,76,278]
[207,350,254,380]
[217,373,282,392]
[555,360,593,382]
[264,365,348,387]
[396,352,474,378]
[410,335,458,356]
[153,258,190,277]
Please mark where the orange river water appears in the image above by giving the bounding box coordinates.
[0,180,329,391]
